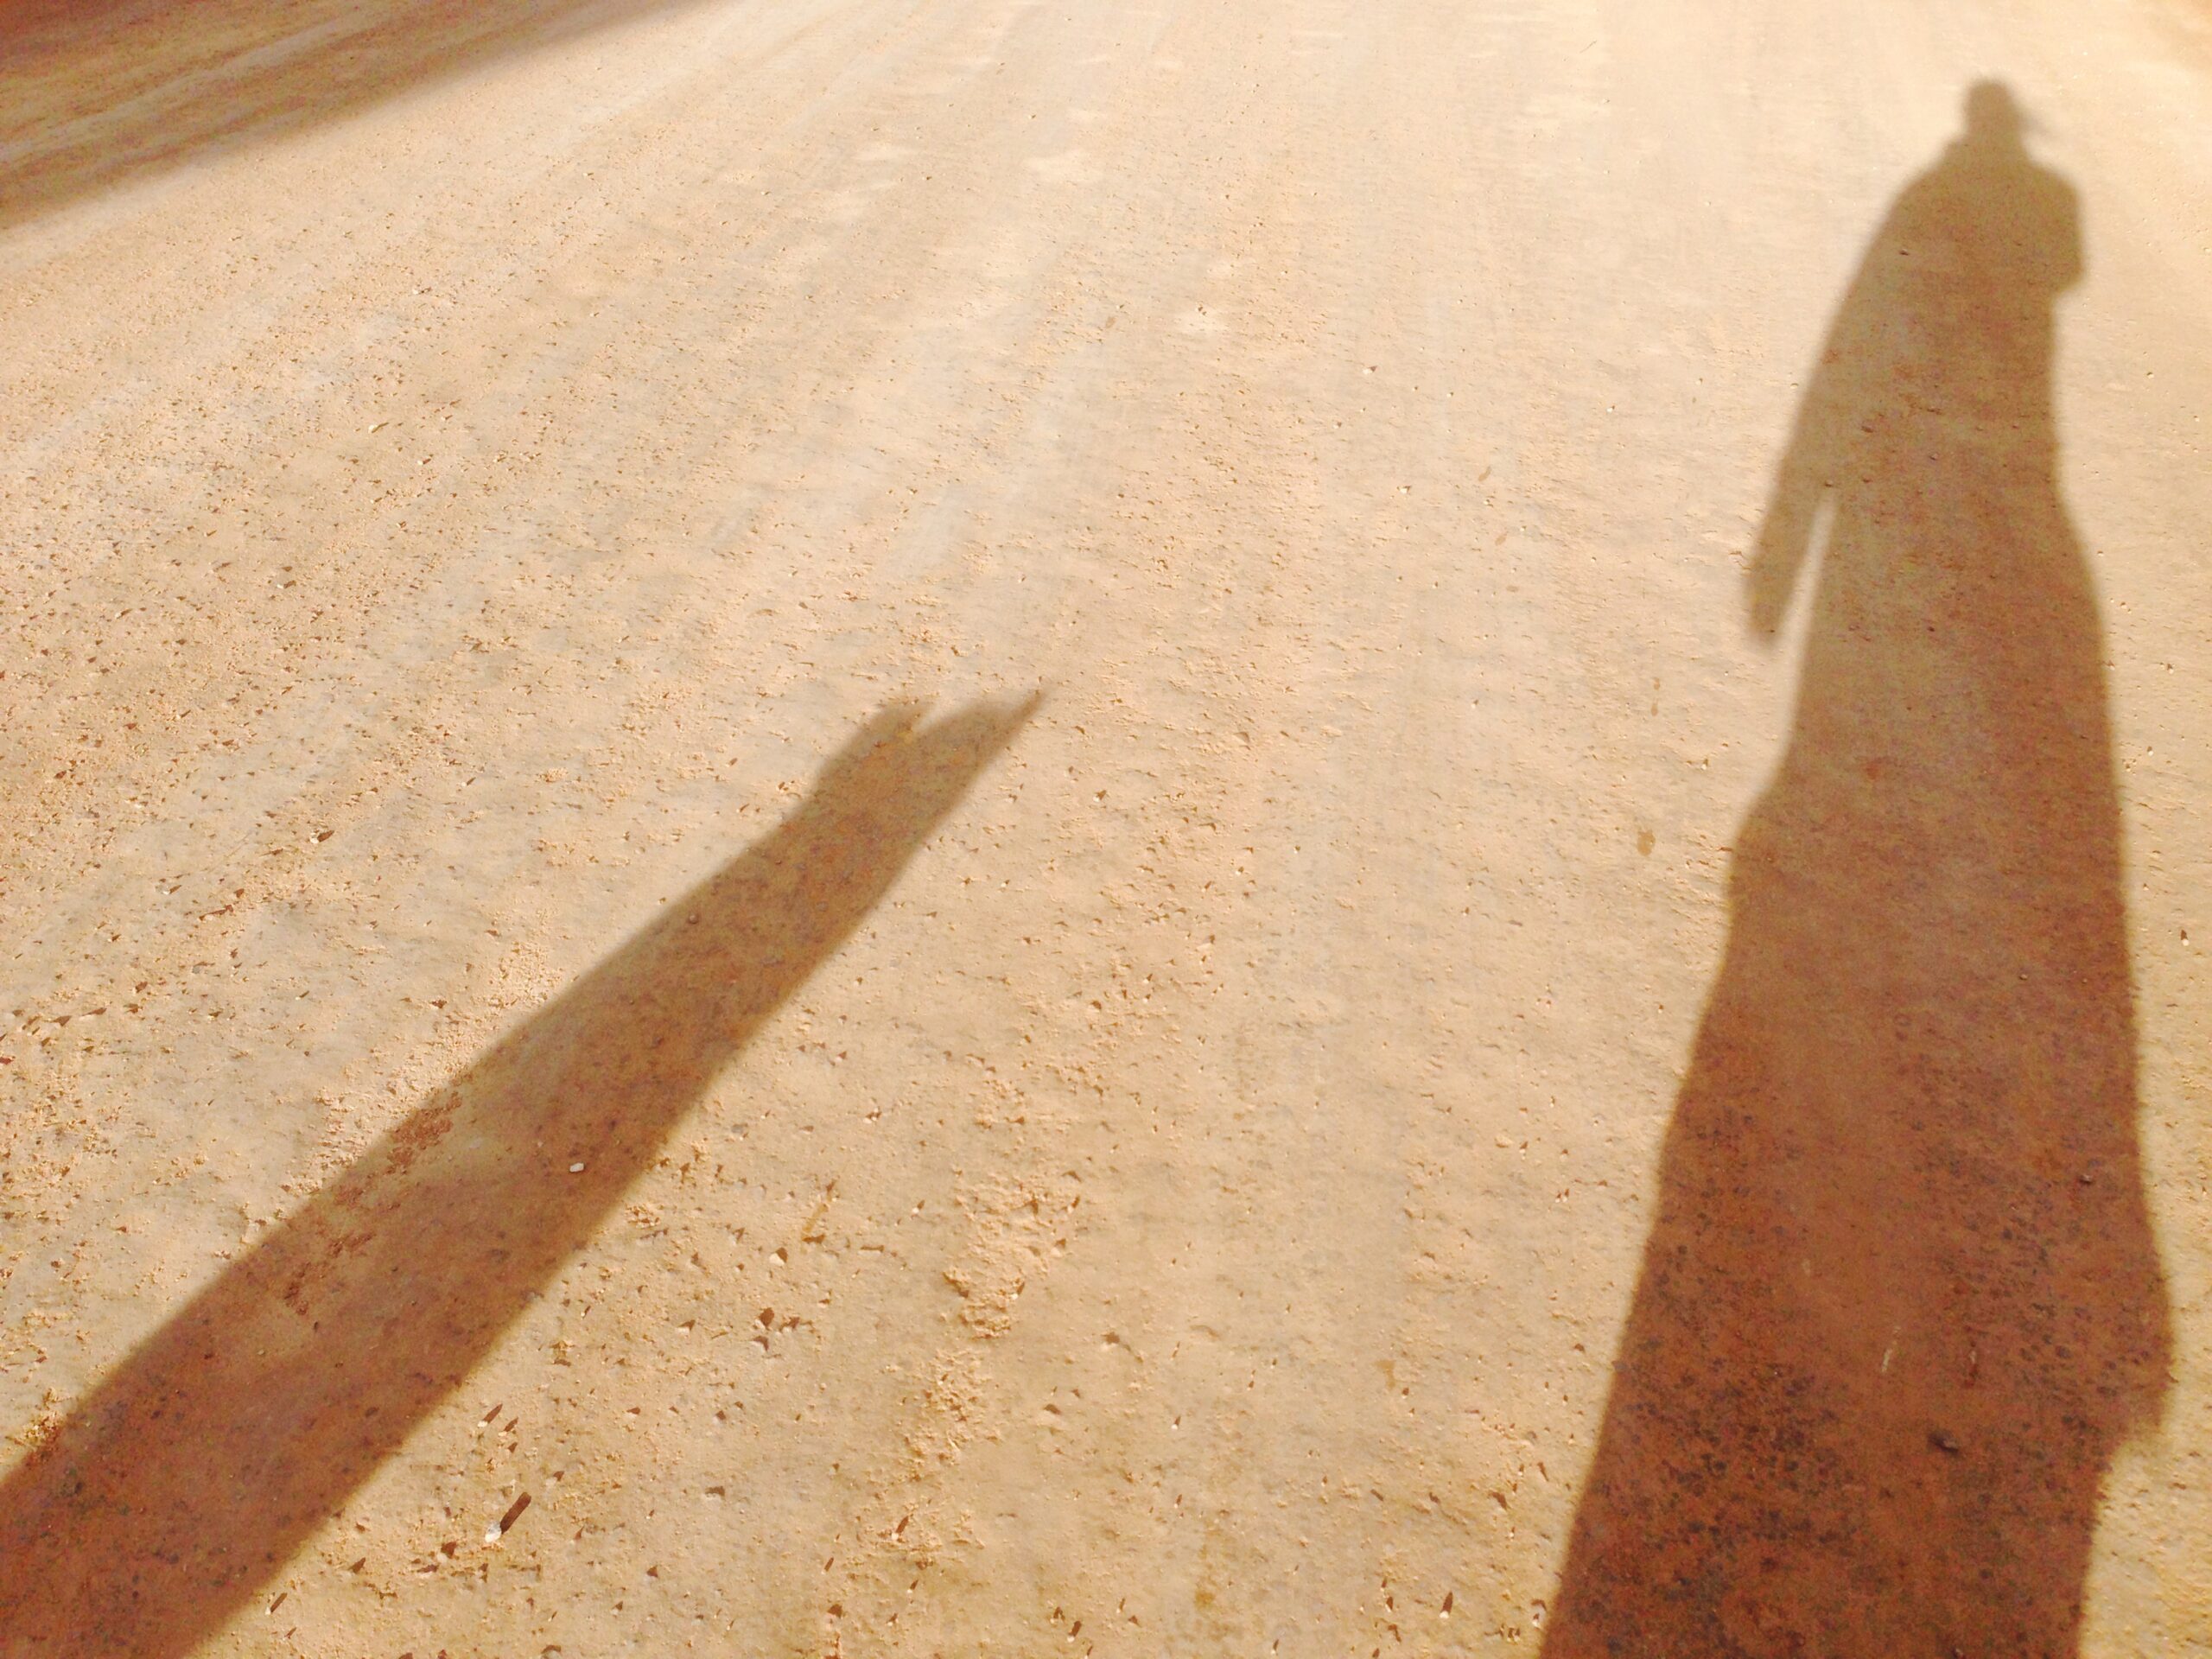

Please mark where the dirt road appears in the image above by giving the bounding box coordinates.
[3,0,2210,1653]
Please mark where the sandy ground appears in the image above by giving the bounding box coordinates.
[3,0,2212,1653]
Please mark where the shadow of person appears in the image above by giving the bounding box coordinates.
[0,695,1034,1657]
[1541,85,2171,1657]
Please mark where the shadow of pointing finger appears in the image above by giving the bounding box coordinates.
[0,695,1036,1656]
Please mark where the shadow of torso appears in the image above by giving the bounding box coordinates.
[1544,102,2171,1659]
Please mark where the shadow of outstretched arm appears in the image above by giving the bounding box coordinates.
[0,695,1035,1656]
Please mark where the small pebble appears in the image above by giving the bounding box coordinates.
[569,1162,586,1174]
[486,1492,532,1544]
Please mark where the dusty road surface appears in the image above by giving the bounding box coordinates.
[4,0,2212,1653]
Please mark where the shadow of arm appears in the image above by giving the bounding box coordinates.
[0,695,1034,1659]
[1746,359,1842,640]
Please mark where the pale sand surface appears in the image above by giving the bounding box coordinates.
[3,0,2211,1653]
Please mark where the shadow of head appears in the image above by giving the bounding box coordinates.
[1945,79,2077,285]
[1965,79,2027,144]
[0,693,1037,1659]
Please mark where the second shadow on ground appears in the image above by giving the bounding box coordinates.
[0,696,1033,1657]
[0,0,728,233]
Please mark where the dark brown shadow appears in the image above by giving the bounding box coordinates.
[0,0,728,233]
[0,696,1034,1656]
[1542,86,2171,1657]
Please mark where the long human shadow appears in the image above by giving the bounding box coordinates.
[0,0,731,234]
[0,696,1034,1656]
[1542,86,2171,1656]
